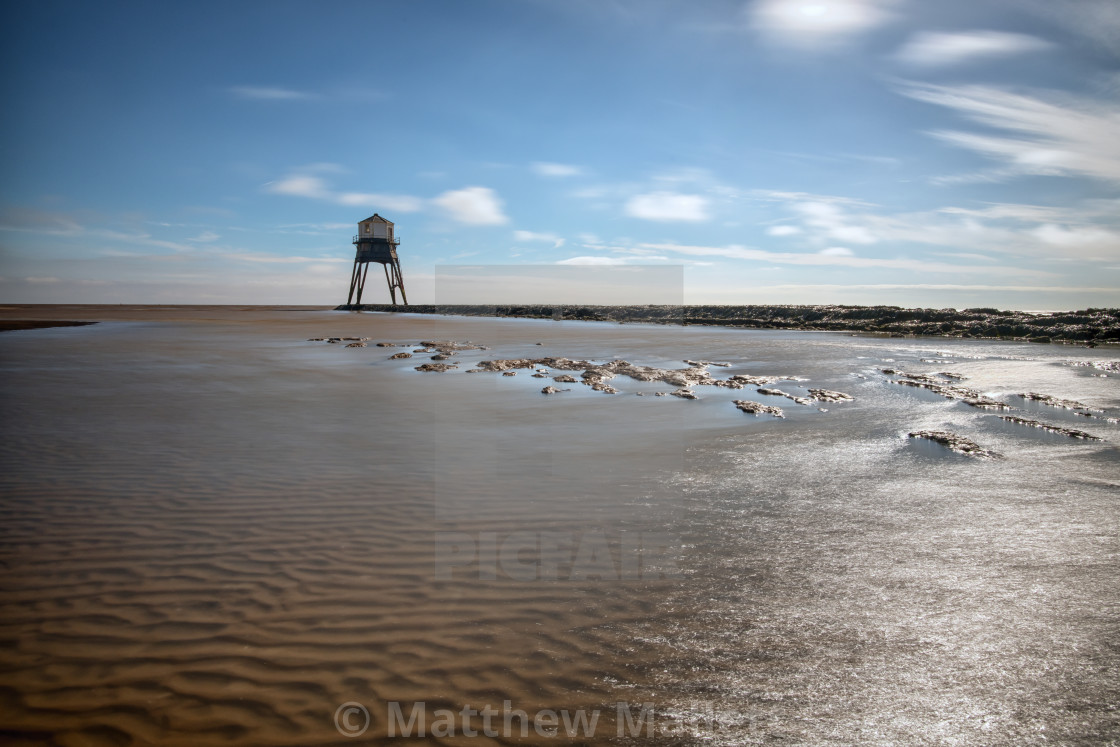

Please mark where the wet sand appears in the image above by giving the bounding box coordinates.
[1,306,1118,745]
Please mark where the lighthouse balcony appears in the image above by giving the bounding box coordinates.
[353,235,400,245]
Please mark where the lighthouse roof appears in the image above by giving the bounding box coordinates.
[359,214,393,225]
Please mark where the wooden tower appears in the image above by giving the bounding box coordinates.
[346,214,408,306]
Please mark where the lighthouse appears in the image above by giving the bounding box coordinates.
[346,214,408,306]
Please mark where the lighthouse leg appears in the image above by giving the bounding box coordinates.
[382,263,396,305]
[392,259,408,305]
[347,260,361,305]
[356,262,371,304]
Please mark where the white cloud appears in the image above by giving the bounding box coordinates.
[268,172,424,213]
[556,256,631,266]
[756,190,1120,261]
[514,230,565,248]
[228,253,348,264]
[228,86,312,101]
[767,225,802,236]
[268,175,331,199]
[532,162,583,177]
[819,246,854,256]
[900,82,1120,183]
[1030,223,1120,250]
[625,192,710,222]
[894,31,1053,67]
[337,193,425,212]
[791,200,879,243]
[749,0,898,46]
[188,231,220,243]
[643,242,1047,276]
[433,186,509,225]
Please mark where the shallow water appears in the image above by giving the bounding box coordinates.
[0,306,1117,745]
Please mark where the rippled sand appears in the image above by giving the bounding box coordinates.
[1,306,1118,745]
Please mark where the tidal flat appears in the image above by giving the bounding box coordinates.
[1,305,1118,745]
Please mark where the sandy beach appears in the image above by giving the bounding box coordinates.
[1,305,1118,745]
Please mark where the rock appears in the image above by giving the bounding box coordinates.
[963,398,1010,410]
[431,354,453,360]
[654,392,668,397]
[998,416,1101,440]
[345,342,366,348]
[891,377,982,401]
[758,387,813,406]
[413,349,431,353]
[415,363,457,372]
[808,388,854,403]
[502,371,517,377]
[327,338,341,344]
[729,374,781,386]
[535,342,543,345]
[375,342,396,347]
[908,430,1000,458]
[421,340,486,353]
[670,389,698,399]
[541,385,561,394]
[553,374,578,383]
[307,338,326,341]
[466,368,484,373]
[1017,392,1099,412]
[389,352,412,359]
[588,381,619,394]
[733,400,785,418]
[531,373,548,378]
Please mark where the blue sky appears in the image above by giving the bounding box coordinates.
[2,0,1118,308]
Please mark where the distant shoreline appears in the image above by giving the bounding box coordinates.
[0,320,98,333]
[337,304,1120,344]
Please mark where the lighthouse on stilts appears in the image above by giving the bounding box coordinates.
[346,214,408,306]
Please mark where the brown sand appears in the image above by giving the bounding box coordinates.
[0,306,692,746]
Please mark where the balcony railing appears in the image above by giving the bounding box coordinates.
[353,235,400,245]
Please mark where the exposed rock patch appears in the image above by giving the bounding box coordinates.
[998,416,1102,440]
[422,340,487,354]
[344,342,366,348]
[415,363,457,372]
[1017,392,1100,412]
[908,430,1000,459]
[733,400,785,418]
[389,352,412,359]
[808,389,854,403]
[758,387,812,406]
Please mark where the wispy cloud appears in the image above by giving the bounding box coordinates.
[532,162,583,177]
[642,242,1048,276]
[749,0,898,47]
[228,86,314,101]
[337,193,425,212]
[899,82,1120,183]
[433,186,509,225]
[894,31,1053,67]
[767,224,802,236]
[757,190,1120,261]
[514,230,565,248]
[625,191,710,222]
[267,171,423,212]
